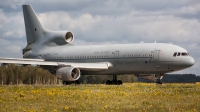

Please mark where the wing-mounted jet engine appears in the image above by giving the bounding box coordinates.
[55,67,81,82]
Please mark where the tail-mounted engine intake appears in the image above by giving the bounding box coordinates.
[55,67,80,81]
[46,31,74,45]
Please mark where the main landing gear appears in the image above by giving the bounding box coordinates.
[106,75,123,85]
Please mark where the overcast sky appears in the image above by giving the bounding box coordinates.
[0,0,199,75]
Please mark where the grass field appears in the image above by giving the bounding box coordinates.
[0,83,200,112]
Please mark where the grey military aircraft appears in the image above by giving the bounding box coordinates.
[0,5,195,85]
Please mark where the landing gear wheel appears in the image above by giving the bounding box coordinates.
[117,80,123,85]
[156,79,162,84]
[106,80,111,85]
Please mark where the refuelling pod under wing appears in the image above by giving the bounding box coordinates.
[56,67,80,81]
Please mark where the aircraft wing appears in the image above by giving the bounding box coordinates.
[0,58,111,71]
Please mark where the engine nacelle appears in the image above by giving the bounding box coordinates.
[55,67,80,81]
[46,31,74,44]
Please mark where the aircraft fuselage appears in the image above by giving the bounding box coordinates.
[26,43,194,75]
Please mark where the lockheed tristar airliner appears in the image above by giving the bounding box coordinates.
[0,5,195,85]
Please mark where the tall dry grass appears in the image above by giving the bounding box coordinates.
[0,83,199,112]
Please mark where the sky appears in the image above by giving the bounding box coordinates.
[0,0,199,75]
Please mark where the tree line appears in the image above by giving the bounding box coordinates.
[0,64,138,85]
[1,64,198,85]
[0,65,60,85]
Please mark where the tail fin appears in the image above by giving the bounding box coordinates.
[22,5,45,43]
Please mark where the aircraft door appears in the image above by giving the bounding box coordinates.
[153,50,160,61]
[113,51,119,62]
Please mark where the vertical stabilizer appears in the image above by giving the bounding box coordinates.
[22,5,45,43]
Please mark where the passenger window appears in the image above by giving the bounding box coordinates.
[173,52,177,57]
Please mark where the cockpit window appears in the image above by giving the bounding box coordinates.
[173,52,177,57]
[177,52,180,56]
[182,52,188,56]
[173,52,189,57]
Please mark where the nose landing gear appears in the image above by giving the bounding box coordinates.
[156,79,162,84]
[155,74,163,84]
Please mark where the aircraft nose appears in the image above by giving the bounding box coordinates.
[187,57,195,67]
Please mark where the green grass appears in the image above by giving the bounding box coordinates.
[0,83,199,112]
